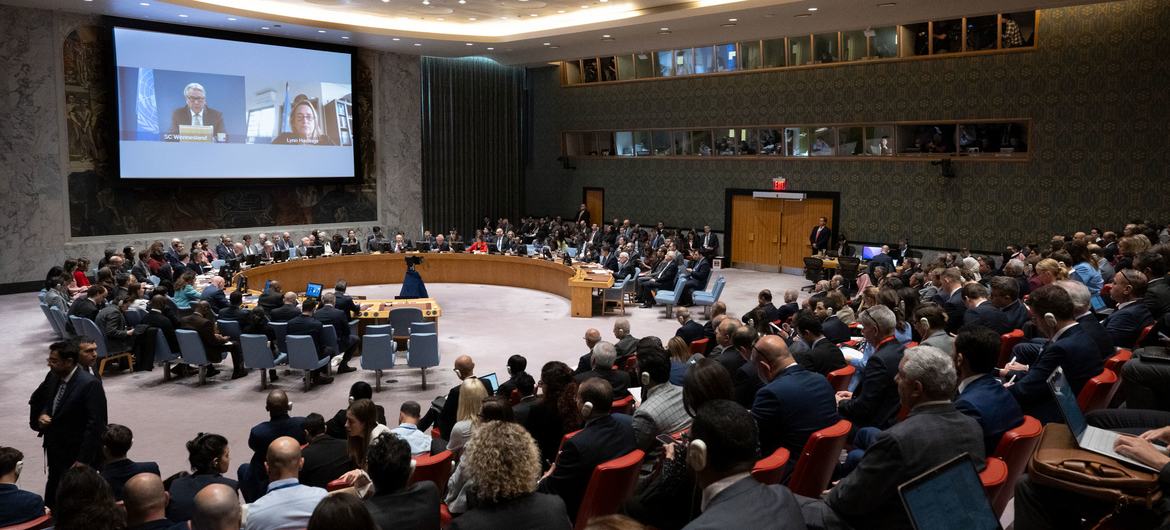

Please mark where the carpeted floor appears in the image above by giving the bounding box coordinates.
[2,267,809,496]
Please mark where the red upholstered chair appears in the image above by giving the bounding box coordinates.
[1137,324,1156,346]
[611,395,636,415]
[689,338,709,355]
[826,365,855,393]
[751,446,791,485]
[1106,349,1133,373]
[904,341,919,348]
[998,329,1026,370]
[510,388,522,406]
[574,450,645,530]
[0,515,52,530]
[1077,368,1119,413]
[556,429,583,460]
[787,419,852,497]
[990,415,1043,517]
[409,450,454,497]
[979,457,1009,502]
[440,503,452,527]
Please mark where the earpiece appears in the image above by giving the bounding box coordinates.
[14,460,22,479]
[348,396,354,404]
[407,459,417,482]
[641,372,651,387]
[581,401,594,418]
[918,317,930,328]
[687,439,708,471]
[1044,312,1058,326]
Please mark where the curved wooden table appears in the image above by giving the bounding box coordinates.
[236,253,612,317]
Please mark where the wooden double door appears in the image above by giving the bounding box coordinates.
[730,195,834,272]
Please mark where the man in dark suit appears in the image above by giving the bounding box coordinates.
[317,293,357,374]
[180,301,245,379]
[700,225,720,254]
[238,390,307,502]
[257,280,285,314]
[1005,285,1105,424]
[575,329,602,375]
[961,282,1013,335]
[1135,251,1170,321]
[66,285,106,333]
[990,276,1030,331]
[816,297,852,345]
[867,245,896,276]
[836,306,905,431]
[637,250,678,307]
[490,229,510,254]
[216,291,251,324]
[98,424,161,501]
[612,319,638,363]
[674,307,706,345]
[938,267,967,333]
[168,83,226,142]
[597,244,618,272]
[791,311,848,375]
[538,378,636,521]
[27,340,108,508]
[269,291,302,323]
[680,250,713,306]
[0,447,45,527]
[803,345,986,530]
[953,327,1024,453]
[752,335,841,458]
[614,252,637,282]
[332,280,361,319]
[214,235,234,260]
[365,431,440,530]
[685,400,806,529]
[96,294,138,360]
[574,203,590,225]
[775,290,801,324]
[744,289,781,325]
[573,342,632,398]
[808,217,832,253]
[200,276,229,315]
[497,354,537,399]
[1103,269,1155,349]
[142,295,183,374]
[715,325,753,379]
[285,299,334,385]
[299,413,354,489]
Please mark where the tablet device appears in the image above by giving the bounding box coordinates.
[898,453,1001,530]
[480,372,499,395]
[305,282,323,300]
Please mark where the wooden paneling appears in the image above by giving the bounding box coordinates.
[730,196,834,271]
[584,188,604,226]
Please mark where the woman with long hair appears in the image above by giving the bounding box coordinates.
[345,398,391,470]
[272,96,337,146]
[447,377,489,456]
[1067,239,1106,310]
[522,361,582,467]
[666,336,690,385]
[73,257,92,287]
[172,270,200,310]
[307,493,376,530]
[1031,258,1068,290]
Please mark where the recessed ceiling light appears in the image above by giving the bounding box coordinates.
[178,14,188,18]
[721,22,736,27]
[392,37,400,40]
[808,7,818,11]
[543,42,551,45]
[382,0,390,2]
[466,42,473,46]
[260,26,270,30]
[580,5,589,8]
[659,27,669,31]
[317,29,326,33]
[602,34,610,38]
[530,13,538,16]
[227,17,237,21]
[728,18,737,21]
[138,2,150,5]
[459,0,466,4]
[422,0,429,4]
[469,17,477,20]
[413,43,422,46]
[342,36,350,39]
[557,9,565,13]
[487,47,494,50]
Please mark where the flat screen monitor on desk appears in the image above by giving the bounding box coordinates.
[861,246,884,260]
[342,243,361,255]
[451,242,465,253]
[245,254,261,267]
[307,245,324,258]
[274,249,289,262]
[305,282,323,301]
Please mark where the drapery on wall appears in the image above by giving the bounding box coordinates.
[421,57,526,239]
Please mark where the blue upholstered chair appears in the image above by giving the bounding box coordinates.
[153,328,180,382]
[692,276,727,318]
[217,320,242,341]
[407,332,439,389]
[653,275,689,318]
[241,333,287,390]
[41,304,63,339]
[361,333,396,391]
[175,329,213,385]
[71,316,135,377]
[287,335,330,391]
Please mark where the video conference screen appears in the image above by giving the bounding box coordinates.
[113,26,357,181]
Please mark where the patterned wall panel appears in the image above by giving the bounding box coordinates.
[525,0,1170,251]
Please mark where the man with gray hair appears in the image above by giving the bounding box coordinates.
[574,341,632,397]
[1011,279,1112,365]
[674,307,705,345]
[801,345,986,529]
[612,318,637,362]
[168,82,226,142]
[636,249,677,308]
[836,305,905,430]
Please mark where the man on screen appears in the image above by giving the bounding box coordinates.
[168,83,226,142]
[273,95,337,146]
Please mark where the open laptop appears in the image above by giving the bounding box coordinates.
[1048,367,1156,471]
[898,453,1001,530]
[305,282,323,303]
[479,372,499,395]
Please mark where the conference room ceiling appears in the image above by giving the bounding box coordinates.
[11,0,1108,65]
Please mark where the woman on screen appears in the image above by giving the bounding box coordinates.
[272,95,337,146]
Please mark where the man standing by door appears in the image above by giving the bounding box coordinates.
[809,217,832,254]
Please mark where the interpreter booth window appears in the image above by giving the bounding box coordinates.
[715,43,738,72]
[673,131,691,155]
[757,129,783,155]
[966,16,999,51]
[655,51,674,77]
[563,133,582,157]
[582,58,599,82]
[790,36,812,66]
[958,123,1029,155]
[931,19,963,54]
[733,128,756,155]
[600,56,617,81]
[674,48,695,76]
[898,124,957,155]
[563,60,583,85]
[594,132,614,156]
[785,127,810,157]
[811,127,836,156]
[763,38,786,68]
[842,30,867,61]
[633,131,653,156]
[871,26,899,58]
[739,41,762,70]
[689,130,713,156]
[813,33,839,64]
[1001,12,1036,48]
[864,126,896,156]
[715,129,752,156]
[652,130,674,155]
[616,55,636,81]
[634,53,656,79]
[614,131,635,156]
[838,127,865,156]
[901,23,930,56]
[693,46,716,74]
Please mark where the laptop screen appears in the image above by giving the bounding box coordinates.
[861,246,884,259]
[305,282,323,299]
[480,373,499,395]
[899,454,1001,530]
[1047,368,1087,438]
